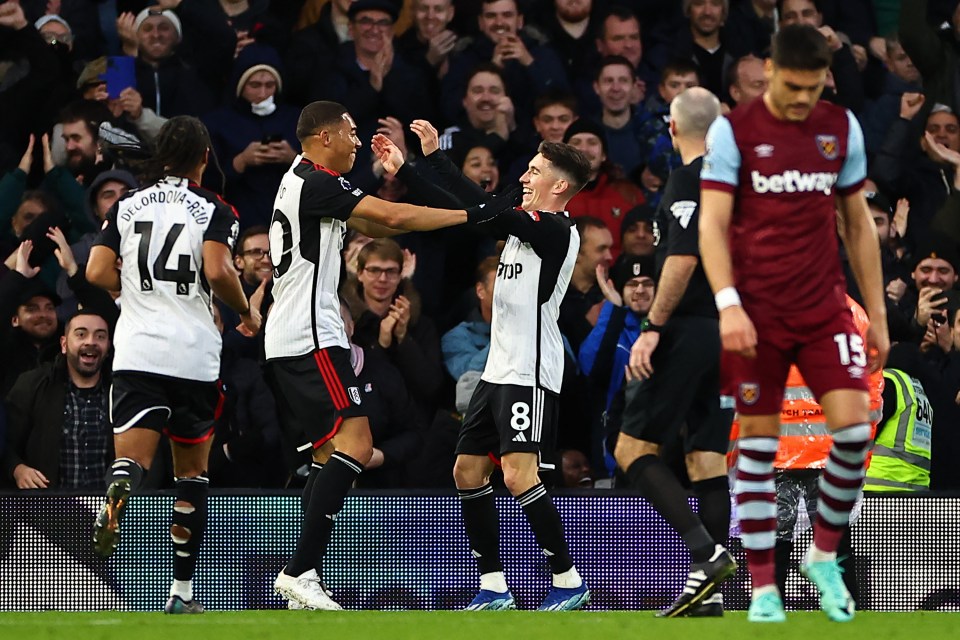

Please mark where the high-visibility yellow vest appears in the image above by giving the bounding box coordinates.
[864,369,932,492]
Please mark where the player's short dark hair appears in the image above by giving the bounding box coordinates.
[661,58,700,84]
[475,255,500,283]
[597,5,640,39]
[595,55,636,82]
[297,101,349,143]
[236,225,269,257]
[538,141,591,195]
[357,238,404,272]
[58,99,111,138]
[771,24,832,71]
[464,62,508,97]
[147,116,214,183]
[574,215,608,238]
[533,90,578,118]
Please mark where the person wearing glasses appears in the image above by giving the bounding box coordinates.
[215,225,274,359]
[345,238,444,422]
[325,0,434,193]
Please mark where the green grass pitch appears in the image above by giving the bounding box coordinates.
[0,611,952,640]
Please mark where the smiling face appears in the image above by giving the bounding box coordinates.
[14,295,58,341]
[461,146,499,192]
[594,62,634,115]
[687,0,725,37]
[463,71,506,129]
[623,274,655,313]
[565,132,604,179]
[234,232,272,286]
[358,256,403,304]
[137,14,180,63]
[62,120,98,173]
[349,9,394,57]
[414,0,454,40]
[61,313,110,379]
[519,153,563,211]
[533,104,576,143]
[478,0,522,43]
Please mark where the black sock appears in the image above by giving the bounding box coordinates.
[285,452,362,577]
[692,475,731,547]
[458,484,502,575]
[626,454,714,562]
[171,475,209,582]
[301,463,323,512]
[774,538,793,598]
[516,483,573,575]
[105,457,145,491]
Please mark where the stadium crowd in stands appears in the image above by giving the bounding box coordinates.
[2,0,960,493]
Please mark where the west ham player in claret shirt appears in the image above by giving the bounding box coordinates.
[699,25,889,623]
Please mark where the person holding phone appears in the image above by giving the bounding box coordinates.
[202,44,299,229]
[890,238,960,345]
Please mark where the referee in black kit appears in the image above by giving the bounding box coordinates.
[613,87,737,618]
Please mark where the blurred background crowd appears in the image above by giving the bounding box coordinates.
[2,0,960,492]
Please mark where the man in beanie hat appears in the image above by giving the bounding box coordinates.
[620,203,656,257]
[887,235,960,344]
[618,87,736,617]
[119,6,215,117]
[579,253,655,481]
[563,117,644,257]
[202,43,299,228]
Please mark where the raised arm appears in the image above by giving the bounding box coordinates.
[410,120,491,206]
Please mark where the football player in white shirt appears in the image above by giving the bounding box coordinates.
[86,116,262,614]
[265,101,518,610]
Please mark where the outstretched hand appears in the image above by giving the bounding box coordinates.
[371,133,405,175]
[409,119,440,157]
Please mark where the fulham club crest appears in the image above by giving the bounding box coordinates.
[816,134,839,160]
[348,386,362,405]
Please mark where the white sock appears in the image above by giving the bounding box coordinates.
[479,571,509,593]
[552,566,582,588]
[753,584,779,599]
[806,544,837,564]
[170,579,193,601]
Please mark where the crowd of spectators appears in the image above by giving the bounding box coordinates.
[2,0,960,491]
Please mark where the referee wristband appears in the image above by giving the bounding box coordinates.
[715,287,742,311]
[640,317,664,333]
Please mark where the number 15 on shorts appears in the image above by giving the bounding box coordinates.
[833,333,866,367]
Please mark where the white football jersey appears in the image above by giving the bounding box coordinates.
[94,176,239,381]
[265,156,366,360]
[477,209,579,394]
